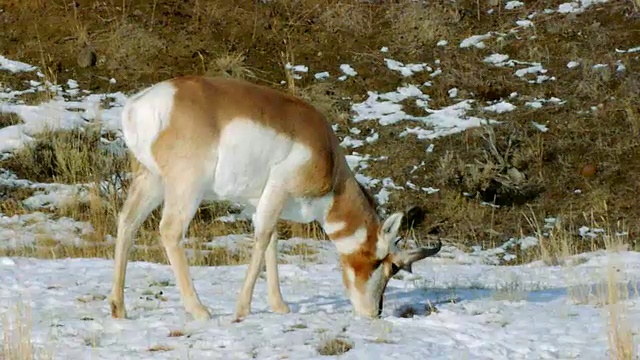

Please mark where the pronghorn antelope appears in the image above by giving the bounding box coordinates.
[108,75,442,322]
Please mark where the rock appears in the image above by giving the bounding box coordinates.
[507,167,526,183]
[77,47,97,68]
[580,164,597,177]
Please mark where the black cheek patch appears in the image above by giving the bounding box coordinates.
[372,259,383,269]
[391,263,400,275]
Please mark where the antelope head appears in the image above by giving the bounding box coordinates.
[340,211,442,318]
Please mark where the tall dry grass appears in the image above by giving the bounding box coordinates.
[1,300,53,360]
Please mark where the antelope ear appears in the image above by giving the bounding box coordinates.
[377,212,404,259]
[381,212,404,241]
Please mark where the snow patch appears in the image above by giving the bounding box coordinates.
[384,58,429,77]
[505,1,524,10]
[460,33,492,49]
[483,101,516,114]
[339,64,358,77]
[0,55,37,73]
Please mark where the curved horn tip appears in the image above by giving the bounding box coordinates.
[422,238,442,256]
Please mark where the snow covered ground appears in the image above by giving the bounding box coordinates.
[2,248,640,359]
[2,0,640,357]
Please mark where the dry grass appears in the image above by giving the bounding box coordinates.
[148,344,174,352]
[1,0,639,265]
[205,50,257,80]
[0,113,22,127]
[316,336,353,356]
[603,235,637,360]
[1,125,128,184]
[559,230,637,359]
[383,1,461,55]
[0,125,132,246]
[1,300,53,360]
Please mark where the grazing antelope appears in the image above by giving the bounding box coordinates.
[108,76,441,322]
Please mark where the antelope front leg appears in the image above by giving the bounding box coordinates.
[265,232,290,314]
[234,183,287,321]
[234,230,271,321]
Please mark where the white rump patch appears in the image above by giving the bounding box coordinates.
[121,81,177,174]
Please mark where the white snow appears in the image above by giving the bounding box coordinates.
[514,64,545,77]
[426,144,435,153]
[531,121,549,132]
[314,71,330,80]
[505,1,524,10]
[482,54,554,83]
[340,136,364,148]
[567,61,580,68]
[484,53,510,64]
[285,63,308,73]
[0,212,95,250]
[285,63,308,79]
[365,132,379,144]
[398,101,498,140]
[339,64,358,77]
[516,19,533,27]
[0,90,127,153]
[557,0,609,13]
[0,56,37,73]
[483,101,516,114]
[1,249,639,359]
[616,46,640,53]
[460,33,492,49]
[384,59,428,77]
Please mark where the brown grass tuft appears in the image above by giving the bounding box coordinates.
[0,113,22,128]
[168,330,185,338]
[1,125,128,184]
[205,50,257,80]
[148,344,173,352]
[316,336,353,356]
